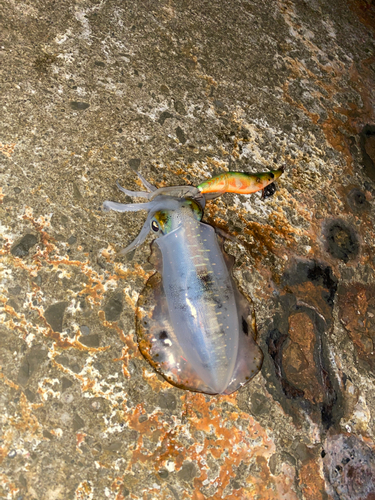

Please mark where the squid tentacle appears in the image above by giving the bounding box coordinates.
[137,172,157,192]
[115,181,152,199]
[102,201,155,212]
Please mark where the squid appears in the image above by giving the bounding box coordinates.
[103,168,283,394]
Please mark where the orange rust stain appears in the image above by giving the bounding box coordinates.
[114,263,153,282]
[141,367,170,392]
[338,283,375,365]
[279,1,375,169]
[0,370,19,391]
[300,459,326,500]
[198,74,218,88]
[0,142,16,158]
[98,310,139,379]
[349,0,375,33]
[80,378,97,393]
[289,281,332,320]
[0,447,8,465]
[10,393,40,435]
[4,207,153,350]
[205,196,302,262]
[76,432,87,451]
[283,312,323,404]
[115,394,296,499]
[282,80,320,125]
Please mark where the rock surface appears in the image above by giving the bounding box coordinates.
[1,0,375,499]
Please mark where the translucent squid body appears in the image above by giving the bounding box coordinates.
[103,168,283,394]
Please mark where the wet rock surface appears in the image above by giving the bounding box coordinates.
[1,0,375,499]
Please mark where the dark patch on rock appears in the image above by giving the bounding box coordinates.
[72,413,85,431]
[262,182,277,198]
[264,264,342,430]
[268,454,278,475]
[70,101,90,111]
[104,441,122,452]
[61,377,73,392]
[19,474,27,488]
[323,219,359,263]
[249,392,271,416]
[9,285,22,296]
[176,126,187,144]
[293,441,315,463]
[337,283,375,367]
[177,461,197,482]
[174,100,187,115]
[267,328,305,400]
[158,469,169,479]
[158,391,177,411]
[8,299,20,312]
[33,53,56,73]
[323,434,375,500]
[24,388,36,402]
[347,188,370,213]
[17,345,48,386]
[43,430,54,439]
[283,259,338,308]
[360,124,375,183]
[72,182,83,200]
[214,99,226,110]
[160,85,169,94]
[104,292,123,322]
[128,158,141,170]
[269,451,296,475]
[159,111,173,125]
[55,354,82,374]
[45,301,69,333]
[11,234,38,257]
[67,235,77,245]
[80,334,100,348]
[55,355,70,368]
[80,325,90,336]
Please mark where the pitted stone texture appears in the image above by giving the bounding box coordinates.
[1,0,375,498]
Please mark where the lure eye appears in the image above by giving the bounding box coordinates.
[151,220,160,232]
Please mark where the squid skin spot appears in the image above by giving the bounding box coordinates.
[159,330,169,340]
[242,316,249,335]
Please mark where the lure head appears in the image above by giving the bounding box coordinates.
[150,199,203,236]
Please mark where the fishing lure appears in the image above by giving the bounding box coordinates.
[103,168,283,394]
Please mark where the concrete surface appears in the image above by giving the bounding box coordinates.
[1,0,375,498]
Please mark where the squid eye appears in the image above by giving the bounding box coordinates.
[151,220,160,232]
